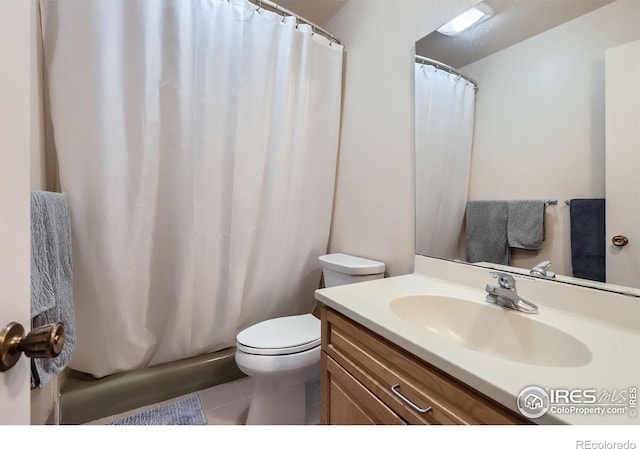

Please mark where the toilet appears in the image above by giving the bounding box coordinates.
[235,253,385,425]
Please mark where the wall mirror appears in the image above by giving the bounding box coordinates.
[414,0,640,294]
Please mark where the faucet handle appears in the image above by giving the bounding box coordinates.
[489,271,516,289]
[530,260,556,279]
[533,260,552,270]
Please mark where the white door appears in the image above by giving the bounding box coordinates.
[605,40,640,288]
[0,0,34,424]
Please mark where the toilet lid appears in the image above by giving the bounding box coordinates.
[236,314,321,356]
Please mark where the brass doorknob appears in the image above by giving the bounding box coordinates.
[612,235,629,247]
[0,322,65,372]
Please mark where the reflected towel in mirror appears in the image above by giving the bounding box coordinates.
[569,198,605,282]
[465,201,509,265]
[507,200,545,250]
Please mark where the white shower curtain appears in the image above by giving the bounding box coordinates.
[414,63,475,259]
[40,0,344,377]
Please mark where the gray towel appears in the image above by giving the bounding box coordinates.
[465,201,509,264]
[507,200,545,250]
[30,191,75,388]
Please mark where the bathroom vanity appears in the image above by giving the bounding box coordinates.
[320,306,527,424]
[316,256,640,425]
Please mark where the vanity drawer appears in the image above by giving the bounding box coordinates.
[321,306,527,425]
[321,352,406,425]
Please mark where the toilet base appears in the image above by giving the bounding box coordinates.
[246,378,306,425]
[235,345,320,424]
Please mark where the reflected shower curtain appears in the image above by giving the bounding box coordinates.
[40,0,343,377]
[414,64,475,259]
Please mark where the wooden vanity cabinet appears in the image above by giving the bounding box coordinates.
[320,306,529,425]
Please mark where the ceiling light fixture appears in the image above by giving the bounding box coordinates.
[436,2,494,36]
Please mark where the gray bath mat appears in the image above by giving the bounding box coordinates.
[108,395,207,425]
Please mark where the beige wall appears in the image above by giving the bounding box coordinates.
[462,0,640,276]
[324,0,477,276]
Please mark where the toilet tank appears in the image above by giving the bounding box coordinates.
[318,253,385,288]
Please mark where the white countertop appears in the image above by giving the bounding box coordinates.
[315,256,640,425]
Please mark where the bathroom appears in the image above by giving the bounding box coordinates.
[1,0,638,444]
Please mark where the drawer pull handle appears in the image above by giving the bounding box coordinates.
[391,384,433,414]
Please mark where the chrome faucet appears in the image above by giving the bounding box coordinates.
[485,271,538,314]
[530,260,556,279]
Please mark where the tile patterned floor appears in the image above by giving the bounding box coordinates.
[86,376,321,425]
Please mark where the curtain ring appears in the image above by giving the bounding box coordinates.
[256,0,262,12]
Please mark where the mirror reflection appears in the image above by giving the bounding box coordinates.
[414,0,640,291]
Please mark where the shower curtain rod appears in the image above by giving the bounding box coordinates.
[415,55,478,89]
[248,0,341,45]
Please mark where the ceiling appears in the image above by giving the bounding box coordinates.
[415,0,614,68]
[274,0,347,27]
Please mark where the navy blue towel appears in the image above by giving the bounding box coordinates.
[569,199,605,282]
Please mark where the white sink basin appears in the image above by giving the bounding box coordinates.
[390,295,592,367]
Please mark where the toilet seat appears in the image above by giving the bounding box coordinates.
[236,313,320,356]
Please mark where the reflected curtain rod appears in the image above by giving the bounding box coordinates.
[415,55,478,89]
[247,0,341,45]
